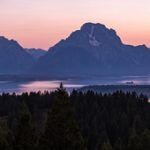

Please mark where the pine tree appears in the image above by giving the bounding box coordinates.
[141,129,150,150]
[14,101,36,150]
[127,129,142,150]
[0,121,13,150]
[101,142,113,150]
[0,126,9,150]
[39,83,86,150]
[133,115,144,135]
[114,138,123,150]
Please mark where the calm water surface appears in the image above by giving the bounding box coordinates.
[1,75,150,94]
[0,80,84,94]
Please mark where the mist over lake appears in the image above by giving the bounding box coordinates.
[1,75,150,96]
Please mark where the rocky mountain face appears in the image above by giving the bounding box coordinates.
[0,36,34,74]
[1,23,150,77]
[25,48,46,60]
[32,23,150,77]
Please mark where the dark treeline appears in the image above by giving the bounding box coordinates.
[0,84,150,150]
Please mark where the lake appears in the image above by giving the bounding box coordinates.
[1,75,150,94]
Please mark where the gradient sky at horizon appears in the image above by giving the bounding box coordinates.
[0,0,150,49]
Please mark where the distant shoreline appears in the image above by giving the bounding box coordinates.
[79,84,150,98]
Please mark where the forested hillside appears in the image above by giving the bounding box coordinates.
[0,84,150,150]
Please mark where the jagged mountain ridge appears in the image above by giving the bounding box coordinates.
[0,36,35,74]
[25,48,46,60]
[32,23,150,77]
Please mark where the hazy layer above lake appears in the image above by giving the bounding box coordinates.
[0,75,150,94]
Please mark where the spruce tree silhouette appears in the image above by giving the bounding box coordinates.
[39,83,86,150]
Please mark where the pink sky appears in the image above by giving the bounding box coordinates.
[0,0,150,49]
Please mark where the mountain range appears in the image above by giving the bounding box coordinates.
[0,36,34,74]
[0,23,150,77]
[32,23,150,77]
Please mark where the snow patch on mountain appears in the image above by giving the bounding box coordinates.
[89,26,101,47]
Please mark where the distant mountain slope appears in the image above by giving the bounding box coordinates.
[25,48,46,60]
[32,23,150,77]
[0,36,34,74]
